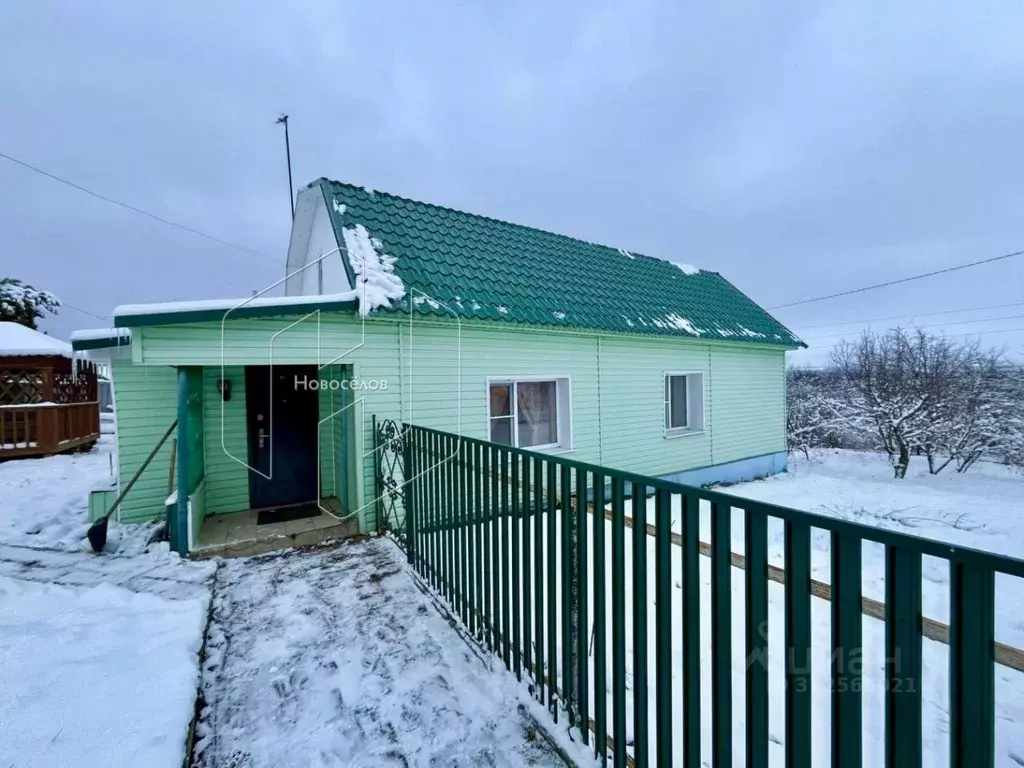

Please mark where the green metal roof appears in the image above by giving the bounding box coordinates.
[318,178,804,347]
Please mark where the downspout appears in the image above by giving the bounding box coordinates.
[174,368,190,556]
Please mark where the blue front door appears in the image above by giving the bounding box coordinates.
[245,365,319,510]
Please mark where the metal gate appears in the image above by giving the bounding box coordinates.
[372,416,407,544]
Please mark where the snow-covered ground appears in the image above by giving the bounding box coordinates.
[0,435,215,768]
[1,434,569,768]
[718,449,1024,648]
[606,449,1024,764]
[0,548,215,768]
[195,537,568,767]
[0,430,159,554]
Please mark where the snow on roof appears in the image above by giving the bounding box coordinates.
[69,327,130,343]
[113,290,359,319]
[653,313,703,335]
[674,263,701,276]
[0,322,73,358]
[342,224,406,318]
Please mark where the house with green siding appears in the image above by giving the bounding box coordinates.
[74,178,803,555]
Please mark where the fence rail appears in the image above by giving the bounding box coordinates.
[381,421,1024,767]
[0,402,99,458]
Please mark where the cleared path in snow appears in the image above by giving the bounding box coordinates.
[196,537,564,768]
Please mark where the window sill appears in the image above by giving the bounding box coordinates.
[664,429,704,440]
[524,443,574,455]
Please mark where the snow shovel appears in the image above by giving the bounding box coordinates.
[87,419,177,553]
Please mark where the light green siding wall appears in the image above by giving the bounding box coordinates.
[709,345,786,464]
[129,314,788,530]
[110,360,177,522]
[202,366,248,515]
[597,336,713,475]
[137,318,400,530]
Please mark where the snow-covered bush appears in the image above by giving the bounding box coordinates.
[0,277,61,329]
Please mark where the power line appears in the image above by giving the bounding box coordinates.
[794,300,1024,331]
[60,302,113,323]
[770,247,1024,310]
[0,151,277,263]
[801,314,1024,341]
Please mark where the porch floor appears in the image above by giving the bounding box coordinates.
[191,498,359,558]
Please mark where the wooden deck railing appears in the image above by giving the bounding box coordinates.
[0,402,99,458]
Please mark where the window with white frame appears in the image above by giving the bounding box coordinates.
[488,377,572,450]
[665,372,705,433]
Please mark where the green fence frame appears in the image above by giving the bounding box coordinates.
[391,422,1024,767]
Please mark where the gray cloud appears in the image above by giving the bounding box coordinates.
[2,0,1022,365]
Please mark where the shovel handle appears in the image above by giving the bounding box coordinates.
[103,419,178,522]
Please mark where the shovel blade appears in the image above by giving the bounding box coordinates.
[87,517,109,553]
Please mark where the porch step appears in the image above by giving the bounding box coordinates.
[190,505,360,559]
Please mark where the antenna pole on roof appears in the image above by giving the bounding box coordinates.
[275,113,295,220]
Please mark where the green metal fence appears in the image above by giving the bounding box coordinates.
[387,421,1024,767]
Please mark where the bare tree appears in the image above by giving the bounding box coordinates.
[786,367,864,459]
[831,329,974,478]
[924,347,1009,474]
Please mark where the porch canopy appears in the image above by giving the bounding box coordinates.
[0,322,100,458]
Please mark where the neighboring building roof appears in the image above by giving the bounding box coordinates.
[314,178,804,347]
[70,327,132,351]
[0,321,73,358]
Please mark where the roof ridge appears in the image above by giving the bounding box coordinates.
[314,177,699,270]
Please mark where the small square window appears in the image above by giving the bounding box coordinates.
[665,373,704,434]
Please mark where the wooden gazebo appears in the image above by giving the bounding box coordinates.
[0,322,100,459]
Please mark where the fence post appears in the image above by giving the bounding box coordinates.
[402,424,414,564]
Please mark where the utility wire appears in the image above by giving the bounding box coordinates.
[792,300,1024,331]
[0,151,277,263]
[60,302,113,323]
[801,313,1024,341]
[770,247,1024,310]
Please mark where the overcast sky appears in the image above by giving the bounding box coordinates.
[2,1,1023,365]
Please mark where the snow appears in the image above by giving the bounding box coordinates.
[413,294,441,310]
[332,198,346,215]
[498,305,509,315]
[654,312,703,335]
[1,416,570,767]
[70,327,130,343]
[0,573,209,768]
[737,325,767,339]
[195,538,566,767]
[0,433,147,551]
[341,224,407,318]
[114,290,360,319]
[0,433,215,768]
[619,248,636,259]
[674,262,701,275]
[606,449,1024,764]
[0,321,73,357]
[717,450,1024,643]
[553,311,567,320]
